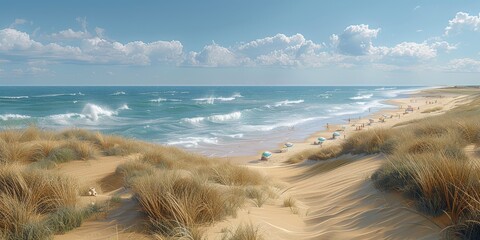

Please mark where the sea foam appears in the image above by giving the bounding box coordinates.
[350,94,373,100]
[0,114,31,121]
[267,99,304,108]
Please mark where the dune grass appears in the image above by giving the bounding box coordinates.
[222,223,264,240]
[0,127,150,239]
[117,147,270,238]
[0,127,268,239]
[0,164,103,239]
[221,223,264,240]
[0,127,145,167]
[289,92,480,239]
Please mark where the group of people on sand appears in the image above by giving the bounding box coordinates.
[355,123,365,131]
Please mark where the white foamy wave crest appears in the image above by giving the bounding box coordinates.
[82,104,117,121]
[118,104,130,110]
[167,137,218,147]
[317,93,331,98]
[0,96,28,99]
[150,98,182,103]
[207,112,242,122]
[350,94,373,100]
[0,114,31,121]
[48,113,86,125]
[193,97,216,104]
[242,117,322,132]
[111,91,126,95]
[375,87,396,91]
[268,100,304,108]
[150,98,167,102]
[231,92,243,98]
[193,93,242,104]
[182,117,205,124]
[34,92,84,98]
[183,111,242,125]
[227,133,244,138]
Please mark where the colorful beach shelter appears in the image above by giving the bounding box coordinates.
[262,151,272,159]
[333,132,341,137]
[318,137,326,142]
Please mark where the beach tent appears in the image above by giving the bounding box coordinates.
[333,132,341,137]
[318,137,326,142]
[261,151,272,160]
[369,118,375,123]
[285,142,294,147]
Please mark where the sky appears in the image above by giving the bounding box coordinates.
[0,0,480,86]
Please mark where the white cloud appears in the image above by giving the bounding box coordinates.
[0,28,42,51]
[237,33,324,67]
[0,28,183,65]
[413,5,421,11]
[382,42,436,60]
[445,58,480,72]
[445,12,480,35]
[331,24,380,55]
[51,28,90,39]
[187,43,243,67]
[186,34,326,67]
[9,19,28,28]
[0,22,457,70]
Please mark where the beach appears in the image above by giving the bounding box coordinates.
[44,87,473,239]
[0,87,476,240]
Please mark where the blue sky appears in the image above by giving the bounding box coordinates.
[0,0,480,85]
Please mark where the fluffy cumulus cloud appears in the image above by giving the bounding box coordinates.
[446,58,480,72]
[0,20,460,70]
[187,33,327,67]
[0,28,183,65]
[375,41,455,62]
[81,37,183,64]
[186,43,244,67]
[445,12,480,35]
[331,24,380,55]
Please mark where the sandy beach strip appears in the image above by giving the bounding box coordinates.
[204,88,470,239]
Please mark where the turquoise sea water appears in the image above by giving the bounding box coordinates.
[0,86,424,156]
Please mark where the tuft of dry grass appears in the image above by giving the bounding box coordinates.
[116,143,268,238]
[342,128,398,155]
[221,223,264,240]
[208,163,264,186]
[0,164,85,239]
[288,145,343,163]
[64,140,99,160]
[131,171,225,236]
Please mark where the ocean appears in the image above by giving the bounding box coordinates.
[0,86,423,157]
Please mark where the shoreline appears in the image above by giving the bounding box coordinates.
[225,86,463,165]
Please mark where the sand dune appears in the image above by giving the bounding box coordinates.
[203,155,441,239]
[53,91,467,239]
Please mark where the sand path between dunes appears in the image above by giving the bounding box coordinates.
[55,90,471,239]
[208,155,441,239]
